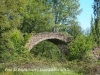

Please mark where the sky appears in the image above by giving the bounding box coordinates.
[78,0,94,30]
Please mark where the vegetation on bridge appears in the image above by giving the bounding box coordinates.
[0,0,100,75]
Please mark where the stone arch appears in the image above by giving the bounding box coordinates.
[25,32,71,51]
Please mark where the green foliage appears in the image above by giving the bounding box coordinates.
[0,29,25,62]
[66,22,82,39]
[0,0,25,32]
[19,0,82,33]
[1,1,98,75]
[93,0,100,18]
[0,0,27,62]
[31,41,60,61]
[67,35,94,60]
[52,0,82,24]
[20,0,55,33]
[8,29,25,54]
[9,29,24,47]
[90,16,100,46]
[0,32,14,62]
[92,0,100,45]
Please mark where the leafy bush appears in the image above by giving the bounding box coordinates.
[0,29,25,62]
[31,40,61,61]
[8,29,25,55]
[67,35,94,60]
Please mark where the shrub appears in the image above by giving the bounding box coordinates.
[0,29,25,62]
[67,35,94,60]
[31,40,61,61]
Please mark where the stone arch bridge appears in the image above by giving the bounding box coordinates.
[25,32,72,53]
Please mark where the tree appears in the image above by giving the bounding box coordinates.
[20,0,82,33]
[51,0,81,25]
[0,0,27,62]
[47,0,82,34]
[92,0,100,45]
[93,0,100,18]
[0,0,27,32]
[66,21,82,39]
[20,0,55,33]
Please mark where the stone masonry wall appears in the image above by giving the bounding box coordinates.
[25,32,70,51]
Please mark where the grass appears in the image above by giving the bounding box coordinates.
[0,70,84,75]
[0,58,99,75]
[0,50,100,75]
